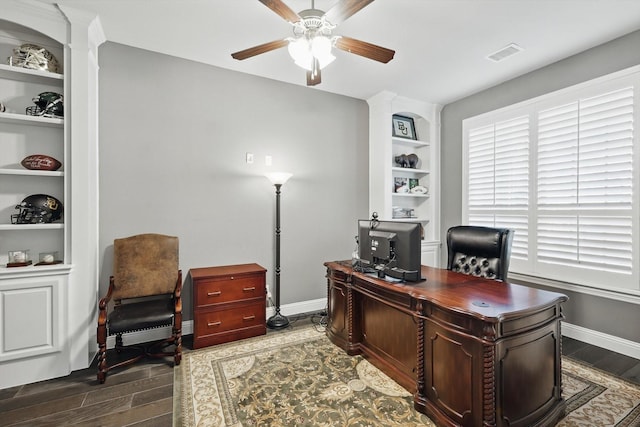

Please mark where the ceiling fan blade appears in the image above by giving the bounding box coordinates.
[324,0,374,25]
[259,0,301,23]
[306,58,321,86]
[231,39,288,60]
[335,36,395,63]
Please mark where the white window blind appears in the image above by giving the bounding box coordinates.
[467,116,529,260]
[537,87,634,274]
[463,68,638,292]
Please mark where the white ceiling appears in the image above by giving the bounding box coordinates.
[47,0,640,104]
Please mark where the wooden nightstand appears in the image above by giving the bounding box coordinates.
[191,263,266,349]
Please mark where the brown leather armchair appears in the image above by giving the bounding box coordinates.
[97,233,182,383]
[446,225,514,281]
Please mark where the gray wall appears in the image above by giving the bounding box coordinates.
[98,42,369,320]
[440,29,640,342]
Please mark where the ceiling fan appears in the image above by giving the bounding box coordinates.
[231,0,395,86]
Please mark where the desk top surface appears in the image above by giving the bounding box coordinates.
[325,260,568,321]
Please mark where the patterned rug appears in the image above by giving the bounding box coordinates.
[174,325,640,427]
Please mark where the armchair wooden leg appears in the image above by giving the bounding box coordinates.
[174,326,182,366]
[97,323,107,384]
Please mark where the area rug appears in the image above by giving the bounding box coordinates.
[174,325,640,426]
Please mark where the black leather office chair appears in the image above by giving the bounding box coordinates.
[446,225,514,281]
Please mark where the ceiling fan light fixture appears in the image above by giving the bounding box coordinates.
[311,36,335,67]
[288,35,335,71]
[288,37,313,70]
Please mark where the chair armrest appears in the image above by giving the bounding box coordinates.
[98,277,115,326]
[173,270,183,315]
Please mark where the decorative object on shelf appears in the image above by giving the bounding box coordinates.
[7,250,32,267]
[392,114,417,140]
[36,251,61,266]
[26,92,63,118]
[8,43,60,73]
[11,194,63,224]
[394,177,408,193]
[21,154,62,171]
[409,178,419,189]
[392,207,415,219]
[411,185,428,195]
[407,153,419,168]
[394,153,420,168]
[265,171,292,330]
[231,0,395,87]
[394,154,408,167]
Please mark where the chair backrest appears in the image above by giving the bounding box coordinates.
[446,225,514,281]
[112,233,179,300]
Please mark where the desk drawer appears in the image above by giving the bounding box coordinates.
[194,275,265,307]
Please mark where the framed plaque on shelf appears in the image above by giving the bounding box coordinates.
[392,114,417,140]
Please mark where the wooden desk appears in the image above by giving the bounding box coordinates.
[324,261,567,427]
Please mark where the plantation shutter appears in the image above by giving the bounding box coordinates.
[467,116,529,260]
[536,87,634,273]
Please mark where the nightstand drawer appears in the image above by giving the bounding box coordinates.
[193,301,266,348]
[194,275,265,307]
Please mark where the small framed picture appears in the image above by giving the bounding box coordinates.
[394,177,408,193]
[392,115,417,140]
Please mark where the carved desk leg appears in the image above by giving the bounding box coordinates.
[416,300,426,399]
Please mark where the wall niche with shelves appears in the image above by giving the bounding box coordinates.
[0,19,66,269]
[367,91,442,267]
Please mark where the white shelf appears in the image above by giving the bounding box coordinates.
[392,137,430,147]
[0,168,64,177]
[0,111,63,127]
[0,63,63,84]
[0,263,72,278]
[392,193,430,199]
[0,224,64,231]
[392,167,429,175]
[391,217,430,223]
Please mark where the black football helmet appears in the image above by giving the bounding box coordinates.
[11,194,63,224]
[26,92,63,118]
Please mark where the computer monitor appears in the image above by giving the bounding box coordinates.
[357,218,423,282]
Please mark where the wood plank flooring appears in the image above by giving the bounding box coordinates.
[1,311,639,426]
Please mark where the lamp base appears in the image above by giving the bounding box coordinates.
[266,312,290,330]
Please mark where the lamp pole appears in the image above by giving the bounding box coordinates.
[265,172,292,329]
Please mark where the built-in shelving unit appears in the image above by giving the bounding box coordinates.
[367,91,442,267]
[0,1,103,389]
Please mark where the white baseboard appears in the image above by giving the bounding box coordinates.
[562,322,640,360]
[106,298,328,349]
[267,297,327,318]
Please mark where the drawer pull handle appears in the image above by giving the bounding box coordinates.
[207,291,222,297]
[243,315,256,321]
[243,287,256,292]
[207,321,222,327]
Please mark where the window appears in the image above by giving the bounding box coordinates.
[463,68,639,293]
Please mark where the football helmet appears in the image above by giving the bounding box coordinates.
[11,194,63,224]
[9,43,60,73]
[26,92,63,118]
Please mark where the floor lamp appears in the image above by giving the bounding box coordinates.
[265,172,292,329]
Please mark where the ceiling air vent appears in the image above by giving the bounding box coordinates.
[487,43,523,62]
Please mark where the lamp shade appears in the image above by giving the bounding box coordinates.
[288,35,335,71]
[265,172,292,186]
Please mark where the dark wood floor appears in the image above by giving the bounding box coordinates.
[1,312,639,426]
